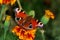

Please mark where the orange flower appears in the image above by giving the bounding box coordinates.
[12,26,37,40]
[12,26,21,36]
[45,10,55,19]
[0,0,16,5]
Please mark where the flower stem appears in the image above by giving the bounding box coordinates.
[0,5,8,22]
[40,30,45,40]
[42,33,45,40]
[4,15,11,40]
[16,0,22,10]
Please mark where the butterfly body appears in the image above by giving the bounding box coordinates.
[15,8,43,30]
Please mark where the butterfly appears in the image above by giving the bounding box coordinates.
[14,8,43,30]
[12,8,44,40]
